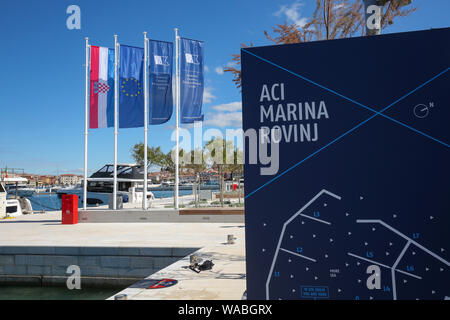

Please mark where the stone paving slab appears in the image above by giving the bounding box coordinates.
[0,212,245,248]
[109,237,246,300]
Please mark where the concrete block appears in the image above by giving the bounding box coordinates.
[44,255,78,267]
[14,255,45,266]
[100,256,130,268]
[51,266,70,276]
[27,265,52,276]
[139,247,172,257]
[0,255,15,265]
[55,247,81,255]
[27,246,56,255]
[118,247,140,256]
[0,275,42,286]
[78,256,100,266]
[82,266,119,277]
[80,247,120,256]
[3,265,27,275]
[120,268,156,278]
[129,257,155,268]
[46,276,138,288]
[27,255,46,266]
[14,255,27,265]
[0,246,28,254]
[153,257,178,269]
[171,247,199,257]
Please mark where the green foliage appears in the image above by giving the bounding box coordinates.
[161,149,185,173]
[131,143,165,169]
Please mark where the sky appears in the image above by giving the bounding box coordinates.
[0,0,448,175]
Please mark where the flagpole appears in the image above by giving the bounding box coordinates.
[113,34,118,210]
[83,37,89,211]
[174,28,180,210]
[143,32,149,210]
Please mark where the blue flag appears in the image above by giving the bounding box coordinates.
[180,38,204,124]
[149,40,173,125]
[119,45,144,128]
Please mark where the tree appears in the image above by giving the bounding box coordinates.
[204,137,243,207]
[225,0,416,88]
[161,149,185,174]
[131,143,165,170]
[184,148,207,177]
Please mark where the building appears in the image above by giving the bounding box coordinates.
[59,174,82,186]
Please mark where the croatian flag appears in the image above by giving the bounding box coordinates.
[89,46,114,129]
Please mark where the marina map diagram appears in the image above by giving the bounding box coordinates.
[242,29,450,300]
[265,190,449,300]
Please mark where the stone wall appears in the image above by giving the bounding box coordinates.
[0,246,198,287]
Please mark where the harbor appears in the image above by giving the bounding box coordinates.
[0,210,246,300]
[3,0,441,307]
[0,163,245,300]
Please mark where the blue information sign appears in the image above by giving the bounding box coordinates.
[241,28,450,300]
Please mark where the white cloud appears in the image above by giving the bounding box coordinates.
[204,65,209,73]
[226,61,237,68]
[204,101,243,128]
[215,66,224,75]
[204,111,242,128]
[211,102,242,112]
[274,1,308,28]
[203,87,216,104]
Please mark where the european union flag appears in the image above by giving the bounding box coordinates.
[119,45,144,128]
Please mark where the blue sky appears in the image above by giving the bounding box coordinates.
[0,0,448,175]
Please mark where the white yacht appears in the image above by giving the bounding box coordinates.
[5,181,34,196]
[1,178,33,218]
[57,163,155,207]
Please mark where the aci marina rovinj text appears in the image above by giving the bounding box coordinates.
[259,83,330,143]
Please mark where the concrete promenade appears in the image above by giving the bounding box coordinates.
[0,211,246,299]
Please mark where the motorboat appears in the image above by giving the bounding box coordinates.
[1,180,33,218]
[16,187,36,197]
[57,163,155,207]
[147,180,219,191]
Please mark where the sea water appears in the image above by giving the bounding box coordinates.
[0,286,123,300]
[26,190,195,211]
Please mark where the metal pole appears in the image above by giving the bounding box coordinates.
[83,37,89,210]
[143,32,148,210]
[174,28,180,210]
[113,35,118,210]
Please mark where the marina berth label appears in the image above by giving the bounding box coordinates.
[241,28,450,300]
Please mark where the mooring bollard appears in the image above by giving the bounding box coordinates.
[114,294,127,300]
[190,254,199,266]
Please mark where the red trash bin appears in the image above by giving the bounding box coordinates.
[61,194,78,224]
